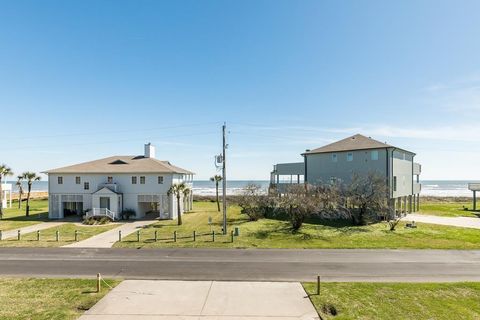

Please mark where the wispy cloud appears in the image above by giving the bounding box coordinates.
[422,75,480,112]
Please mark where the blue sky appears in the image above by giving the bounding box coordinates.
[1,0,479,180]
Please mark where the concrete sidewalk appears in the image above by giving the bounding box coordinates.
[403,213,480,229]
[63,219,157,248]
[79,280,319,319]
[1,222,65,240]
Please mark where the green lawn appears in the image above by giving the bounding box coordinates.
[114,201,480,249]
[303,282,480,320]
[0,199,49,231]
[0,223,119,247]
[419,200,478,217]
[0,278,120,320]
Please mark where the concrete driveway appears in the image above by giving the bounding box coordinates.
[403,213,480,229]
[79,280,319,320]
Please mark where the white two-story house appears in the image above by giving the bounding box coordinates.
[44,143,194,220]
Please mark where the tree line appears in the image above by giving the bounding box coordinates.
[236,173,399,232]
[0,164,41,219]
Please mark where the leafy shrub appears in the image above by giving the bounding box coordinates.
[121,208,136,220]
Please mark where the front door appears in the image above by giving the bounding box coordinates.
[99,197,110,210]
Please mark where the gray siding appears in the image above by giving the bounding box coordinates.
[305,148,388,185]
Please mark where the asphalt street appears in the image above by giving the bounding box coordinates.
[1,248,479,282]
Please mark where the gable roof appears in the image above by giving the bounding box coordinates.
[44,156,194,174]
[303,134,394,155]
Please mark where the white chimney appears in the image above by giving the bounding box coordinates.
[144,143,156,158]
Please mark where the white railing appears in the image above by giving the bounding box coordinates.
[86,208,116,221]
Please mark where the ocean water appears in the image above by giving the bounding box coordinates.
[3,180,478,197]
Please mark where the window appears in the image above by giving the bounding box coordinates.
[393,176,397,192]
[132,176,137,184]
[331,153,337,162]
[84,182,90,190]
[58,177,63,184]
[347,152,353,161]
[107,176,113,184]
[75,176,81,184]
[158,176,164,184]
[371,150,379,161]
[140,176,145,184]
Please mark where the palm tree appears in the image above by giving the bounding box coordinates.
[16,175,24,209]
[210,175,222,211]
[168,182,190,225]
[0,164,13,219]
[22,172,41,217]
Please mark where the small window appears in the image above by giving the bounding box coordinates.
[403,153,406,160]
[58,177,63,184]
[84,182,89,190]
[75,176,81,184]
[393,176,397,192]
[158,176,164,184]
[140,176,146,184]
[132,176,137,184]
[371,150,379,160]
[347,152,353,162]
[107,176,113,183]
[331,153,338,162]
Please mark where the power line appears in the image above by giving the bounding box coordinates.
[3,122,221,141]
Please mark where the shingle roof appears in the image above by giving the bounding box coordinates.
[303,134,393,155]
[44,156,194,174]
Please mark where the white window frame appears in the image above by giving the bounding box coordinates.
[75,176,81,184]
[158,176,164,184]
[58,177,63,184]
[107,176,113,184]
[331,153,337,162]
[371,150,379,161]
[84,182,90,190]
[132,176,137,184]
[347,152,353,162]
[140,176,146,184]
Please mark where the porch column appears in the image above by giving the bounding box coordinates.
[474,191,477,211]
[408,195,412,213]
[417,194,420,211]
[159,196,163,218]
[413,194,416,212]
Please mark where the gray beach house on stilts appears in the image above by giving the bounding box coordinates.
[270,134,421,216]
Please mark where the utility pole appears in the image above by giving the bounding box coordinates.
[222,122,227,234]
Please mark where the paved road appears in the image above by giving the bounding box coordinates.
[1,248,479,282]
[404,213,480,229]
